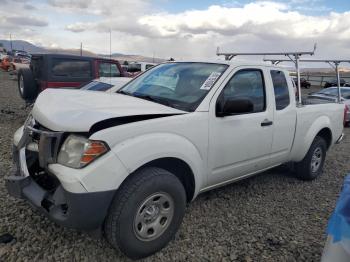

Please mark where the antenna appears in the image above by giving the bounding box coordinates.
[109,29,112,85]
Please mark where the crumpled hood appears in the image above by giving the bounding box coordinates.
[32,89,185,132]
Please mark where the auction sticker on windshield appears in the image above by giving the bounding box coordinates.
[200,72,222,90]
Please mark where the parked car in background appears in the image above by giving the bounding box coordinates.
[0,56,11,71]
[1,56,30,72]
[80,77,132,92]
[324,78,350,88]
[308,87,350,126]
[127,62,157,76]
[0,51,7,61]
[17,54,129,101]
[293,77,311,88]
[10,57,30,71]
[6,61,345,259]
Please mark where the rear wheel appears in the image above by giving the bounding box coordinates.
[295,136,327,180]
[104,167,186,259]
[17,68,37,101]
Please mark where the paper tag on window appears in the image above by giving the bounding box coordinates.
[200,72,222,90]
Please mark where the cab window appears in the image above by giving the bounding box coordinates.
[52,59,91,77]
[99,63,121,77]
[270,70,290,110]
[146,64,155,70]
[219,69,266,113]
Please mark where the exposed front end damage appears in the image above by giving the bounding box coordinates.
[5,116,115,230]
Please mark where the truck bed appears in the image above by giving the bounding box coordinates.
[290,102,344,162]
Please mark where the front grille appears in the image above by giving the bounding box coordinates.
[21,115,64,168]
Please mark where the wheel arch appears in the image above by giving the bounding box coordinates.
[316,127,332,149]
[107,132,206,201]
[291,115,333,162]
[134,157,196,202]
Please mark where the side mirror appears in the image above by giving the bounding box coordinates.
[216,98,254,117]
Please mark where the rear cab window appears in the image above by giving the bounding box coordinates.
[270,70,290,110]
[128,63,141,73]
[146,64,155,70]
[51,58,92,78]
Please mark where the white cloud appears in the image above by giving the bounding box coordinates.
[1,0,350,61]
[60,1,350,60]
[48,0,151,15]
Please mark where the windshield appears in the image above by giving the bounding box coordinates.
[316,88,350,98]
[118,62,228,112]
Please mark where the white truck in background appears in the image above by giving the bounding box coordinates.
[6,60,345,259]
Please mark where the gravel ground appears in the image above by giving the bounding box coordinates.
[0,70,349,262]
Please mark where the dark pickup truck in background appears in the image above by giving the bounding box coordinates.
[18,54,129,101]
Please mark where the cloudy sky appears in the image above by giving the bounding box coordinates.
[1,0,350,60]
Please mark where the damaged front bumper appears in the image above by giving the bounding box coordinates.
[5,119,115,230]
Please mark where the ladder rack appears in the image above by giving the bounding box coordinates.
[263,58,350,103]
[216,44,317,105]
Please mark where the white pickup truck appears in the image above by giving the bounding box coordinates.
[6,61,345,259]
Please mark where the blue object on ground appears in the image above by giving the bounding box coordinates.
[327,174,350,242]
[0,233,15,244]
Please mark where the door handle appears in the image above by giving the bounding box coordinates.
[261,119,273,127]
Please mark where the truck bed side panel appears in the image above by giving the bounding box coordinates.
[290,103,344,162]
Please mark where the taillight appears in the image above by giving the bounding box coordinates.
[40,81,82,90]
[344,104,349,127]
[40,81,48,91]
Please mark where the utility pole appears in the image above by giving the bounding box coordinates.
[10,33,13,51]
[80,42,82,56]
[109,29,112,60]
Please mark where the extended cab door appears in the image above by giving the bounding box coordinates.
[268,70,297,165]
[208,67,274,186]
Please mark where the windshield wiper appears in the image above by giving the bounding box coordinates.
[133,93,171,107]
[117,90,134,96]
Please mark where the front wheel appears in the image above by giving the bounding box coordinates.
[295,136,327,180]
[104,167,186,259]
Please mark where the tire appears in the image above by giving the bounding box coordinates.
[17,68,38,101]
[295,136,327,180]
[104,167,186,259]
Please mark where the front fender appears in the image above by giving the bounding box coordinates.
[111,132,207,197]
[291,115,331,162]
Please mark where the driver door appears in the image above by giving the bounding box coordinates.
[208,67,274,186]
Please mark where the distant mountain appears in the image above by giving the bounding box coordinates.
[0,39,165,63]
[45,48,97,57]
[99,54,165,63]
[0,40,45,53]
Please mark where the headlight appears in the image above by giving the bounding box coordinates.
[57,135,109,168]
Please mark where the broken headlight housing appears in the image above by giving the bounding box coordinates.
[57,135,109,168]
